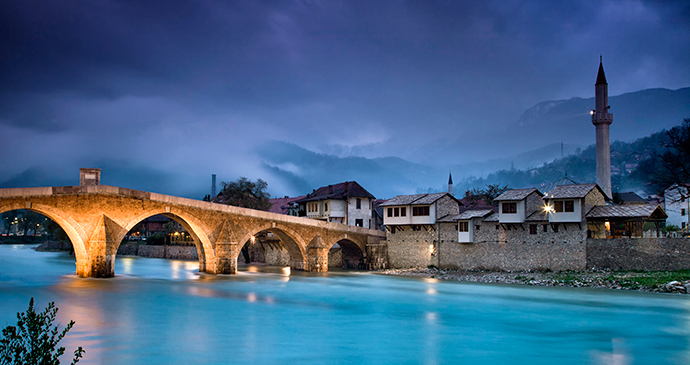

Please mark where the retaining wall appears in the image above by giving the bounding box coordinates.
[587,238,690,271]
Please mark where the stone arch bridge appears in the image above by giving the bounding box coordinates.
[0,185,386,278]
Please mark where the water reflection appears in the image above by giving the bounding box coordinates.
[1,246,690,365]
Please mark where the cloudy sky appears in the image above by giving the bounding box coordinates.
[1,0,689,198]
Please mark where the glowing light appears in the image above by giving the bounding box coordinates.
[281,267,291,276]
[250,236,256,244]
[429,244,434,254]
[543,204,553,213]
[590,110,595,115]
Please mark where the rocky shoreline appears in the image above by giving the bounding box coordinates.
[377,267,690,294]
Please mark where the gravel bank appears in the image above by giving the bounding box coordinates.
[377,267,690,294]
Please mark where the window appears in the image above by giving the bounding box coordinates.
[401,207,407,217]
[475,225,480,231]
[324,203,328,211]
[530,224,537,234]
[502,202,517,214]
[356,198,361,209]
[394,207,400,217]
[682,209,686,216]
[355,219,363,227]
[565,200,574,212]
[543,224,548,233]
[683,222,687,229]
[387,208,393,217]
[412,206,430,216]
[554,200,574,213]
[459,221,469,232]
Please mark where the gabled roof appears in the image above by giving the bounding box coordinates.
[543,183,604,199]
[454,209,494,221]
[525,210,548,222]
[295,181,374,203]
[495,188,542,201]
[268,195,306,214]
[380,192,459,207]
[618,192,647,205]
[586,204,667,220]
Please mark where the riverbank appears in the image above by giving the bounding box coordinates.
[377,267,690,294]
[34,240,198,260]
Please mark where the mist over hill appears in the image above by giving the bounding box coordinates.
[259,87,689,199]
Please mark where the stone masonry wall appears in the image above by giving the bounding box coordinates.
[437,220,587,271]
[387,225,435,268]
[587,238,690,271]
[119,244,199,260]
[436,195,460,218]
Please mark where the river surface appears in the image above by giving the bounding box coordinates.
[1,244,689,364]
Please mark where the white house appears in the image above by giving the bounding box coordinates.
[380,193,460,228]
[664,185,690,229]
[494,188,543,223]
[295,181,375,228]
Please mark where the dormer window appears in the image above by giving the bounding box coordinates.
[502,202,517,214]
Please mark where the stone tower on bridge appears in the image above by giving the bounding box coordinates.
[592,57,613,199]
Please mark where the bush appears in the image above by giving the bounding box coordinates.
[0,298,84,365]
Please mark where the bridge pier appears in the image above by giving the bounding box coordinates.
[214,242,240,274]
[307,234,329,272]
[78,215,118,278]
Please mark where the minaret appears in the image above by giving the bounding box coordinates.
[448,172,454,196]
[591,56,613,199]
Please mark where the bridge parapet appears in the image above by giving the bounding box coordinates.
[0,184,386,278]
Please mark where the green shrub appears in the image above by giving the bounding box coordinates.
[0,298,84,365]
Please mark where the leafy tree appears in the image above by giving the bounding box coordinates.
[215,177,271,211]
[467,184,509,206]
[215,177,272,263]
[632,118,690,200]
[0,298,84,365]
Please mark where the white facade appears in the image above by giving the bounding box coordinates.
[546,199,583,223]
[498,200,526,223]
[665,186,690,229]
[347,197,372,228]
[383,204,436,226]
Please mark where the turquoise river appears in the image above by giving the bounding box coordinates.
[1,244,689,364]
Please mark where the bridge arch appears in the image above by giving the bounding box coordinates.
[121,209,216,273]
[237,224,308,271]
[0,203,90,275]
[326,234,367,269]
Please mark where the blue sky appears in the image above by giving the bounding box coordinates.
[1,0,689,198]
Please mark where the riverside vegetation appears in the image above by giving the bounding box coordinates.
[0,298,84,365]
[379,267,690,294]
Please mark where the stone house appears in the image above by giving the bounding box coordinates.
[664,185,689,229]
[380,192,461,268]
[383,183,671,271]
[294,181,375,228]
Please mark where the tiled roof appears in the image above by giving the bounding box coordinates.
[618,192,647,204]
[495,188,541,201]
[455,209,494,220]
[295,181,374,203]
[380,192,456,207]
[379,194,427,206]
[526,210,549,222]
[586,204,667,220]
[543,184,600,199]
[268,195,305,214]
[483,212,499,222]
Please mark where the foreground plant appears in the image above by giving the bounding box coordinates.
[0,298,84,365]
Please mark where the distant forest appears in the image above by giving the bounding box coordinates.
[449,125,674,198]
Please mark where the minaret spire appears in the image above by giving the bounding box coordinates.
[592,57,613,199]
[448,171,454,196]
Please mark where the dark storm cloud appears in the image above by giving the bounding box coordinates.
[0,0,689,197]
